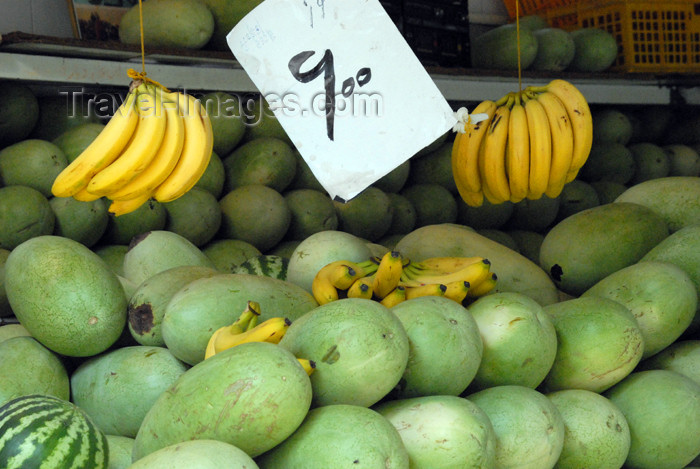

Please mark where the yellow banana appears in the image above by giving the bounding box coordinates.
[478,95,513,204]
[153,92,213,203]
[72,187,102,202]
[405,283,447,300]
[538,79,593,182]
[347,259,380,278]
[506,93,530,203]
[372,251,404,300]
[452,131,482,207]
[311,260,364,303]
[402,258,492,289]
[467,273,498,298]
[522,93,552,200]
[380,286,407,308]
[407,256,487,276]
[453,100,498,194]
[444,280,470,304]
[327,263,360,290]
[204,301,261,359]
[108,90,186,201]
[297,358,316,376]
[211,317,291,357]
[107,191,153,216]
[51,87,139,197]
[346,276,374,300]
[86,89,167,196]
[536,90,574,199]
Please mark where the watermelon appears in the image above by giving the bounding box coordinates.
[0,394,108,469]
[231,254,289,280]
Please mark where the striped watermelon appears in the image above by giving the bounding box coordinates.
[0,394,108,469]
[232,254,289,280]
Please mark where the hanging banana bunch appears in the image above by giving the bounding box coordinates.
[51,73,214,216]
[452,79,593,207]
[310,251,498,308]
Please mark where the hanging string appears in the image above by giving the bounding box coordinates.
[516,0,522,92]
[125,0,169,91]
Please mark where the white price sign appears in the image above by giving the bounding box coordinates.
[227,0,457,202]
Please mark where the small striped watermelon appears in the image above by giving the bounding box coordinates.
[0,394,108,469]
[232,254,289,280]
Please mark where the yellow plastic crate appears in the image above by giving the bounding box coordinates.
[545,0,700,73]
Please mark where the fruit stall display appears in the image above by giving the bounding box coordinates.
[2,2,700,469]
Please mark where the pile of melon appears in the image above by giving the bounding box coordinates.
[1,81,700,468]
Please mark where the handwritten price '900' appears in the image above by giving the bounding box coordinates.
[288,49,371,141]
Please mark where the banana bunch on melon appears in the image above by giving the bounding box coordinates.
[204,300,316,374]
[51,79,213,216]
[452,79,593,207]
[311,251,497,308]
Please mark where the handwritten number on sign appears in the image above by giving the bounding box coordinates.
[288,49,371,141]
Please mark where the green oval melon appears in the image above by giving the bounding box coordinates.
[664,143,700,176]
[590,181,629,205]
[70,345,187,438]
[284,188,338,240]
[49,196,109,248]
[579,142,636,184]
[628,142,670,184]
[105,435,133,469]
[222,137,296,193]
[546,389,631,469]
[0,139,68,197]
[373,159,411,193]
[132,341,311,459]
[592,108,634,145]
[4,235,127,357]
[286,230,372,293]
[639,340,700,386]
[506,229,544,264]
[542,296,644,393]
[583,260,697,358]
[122,230,215,286]
[466,292,557,391]
[389,296,483,398]
[0,394,108,469]
[467,385,565,469]
[395,224,560,306]
[334,186,393,242]
[240,95,292,145]
[255,404,409,468]
[200,91,246,157]
[231,254,288,280]
[568,27,619,72]
[129,439,258,469]
[161,273,317,365]
[374,395,496,469]
[385,192,416,235]
[193,150,225,198]
[457,197,514,230]
[30,95,101,141]
[539,202,669,296]
[52,122,104,163]
[476,229,520,252]
[278,298,409,407]
[407,142,457,193]
[604,369,700,469]
[201,238,261,272]
[506,194,560,232]
[0,336,70,407]
[400,183,458,228]
[0,324,30,342]
[530,28,576,72]
[218,184,292,252]
[0,248,13,317]
[0,81,39,147]
[119,0,214,49]
[514,14,549,31]
[266,239,300,258]
[555,179,600,222]
[128,265,220,346]
[0,184,57,251]
[199,0,264,51]
[614,176,700,233]
[92,244,128,277]
[287,149,325,192]
[100,198,167,245]
[471,23,538,70]
[163,187,222,247]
